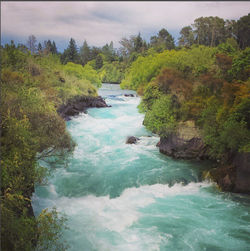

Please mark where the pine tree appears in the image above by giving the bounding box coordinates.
[80,40,91,65]
[51,41,58,54]
[61,38,79,64]
[68,38,79,62]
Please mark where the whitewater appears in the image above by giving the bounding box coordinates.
[32,84,250,250]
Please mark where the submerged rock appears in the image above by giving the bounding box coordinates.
[57,95,110,120]
[124,94,135,97]
[126,136,140,144]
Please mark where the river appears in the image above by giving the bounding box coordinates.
[32,83,250,250]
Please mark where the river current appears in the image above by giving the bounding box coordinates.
[32,84,250,251]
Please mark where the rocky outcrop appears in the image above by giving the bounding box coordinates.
[157,121,209,160]
[208,152,250,194]
[126,136,140,144]
[57,95,110,120]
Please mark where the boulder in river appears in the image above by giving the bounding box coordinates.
[126,136,140,144]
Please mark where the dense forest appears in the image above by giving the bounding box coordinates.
[1,14,250,250]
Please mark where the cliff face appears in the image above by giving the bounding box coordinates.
[209,152,250,194]
[157,121,209,160]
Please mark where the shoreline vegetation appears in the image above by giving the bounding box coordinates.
[1,13,250,250]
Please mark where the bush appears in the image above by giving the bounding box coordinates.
[144,95,177,136]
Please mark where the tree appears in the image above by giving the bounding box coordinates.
[134,33,143,53]
[26,35,37,54]
[44,40,52,54]
[61,38,79,64]
[95,54,103,69]
[149,28,175,52]
[67,38,78,62]
[179,26,194,47]
[38,42,43,54]
[235,13,250,49]
[192,16,226,46]
[79,40,91,65]
[51,41,58,54]
[90,46,101,61]
[102,41,116,62]
[119,36,135,59]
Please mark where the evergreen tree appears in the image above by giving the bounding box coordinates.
[80,40,91,65]
[134,33,143,53]
[95,54,103,69]
[51,41,58,54]
[61,38,79,64]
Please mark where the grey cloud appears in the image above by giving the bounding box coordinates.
[1,1,250,49]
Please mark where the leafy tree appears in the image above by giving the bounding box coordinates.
[150,28,175,52]
[193,16,226,46]
[144,95,177,136]
[179,26,194,47]
[119,36,136,60]
[235,13,250,49]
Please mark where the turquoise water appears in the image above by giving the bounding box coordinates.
[32,84,250,250]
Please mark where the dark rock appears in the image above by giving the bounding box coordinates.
[126,136,139,144]
[124,94,135,97]
[157,133,209,160]
[234,152,250,193]
[57,95,109,120]
[205,152,250,194]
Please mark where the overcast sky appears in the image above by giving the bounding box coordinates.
[1,1,250,51]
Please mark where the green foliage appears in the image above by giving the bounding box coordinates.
[230,47,250,81]
[1,43,99,250]
[64,62,101,88]
[36,208,69,251]
[150,28,175,52]
[99,61,126,83]
[138,81,162,112]
[133,40,249,159]
[144,95,177,136]
[235,13,250,49]
[1,192,37,251]
[121,45,217,91]
[61,38,79,64]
